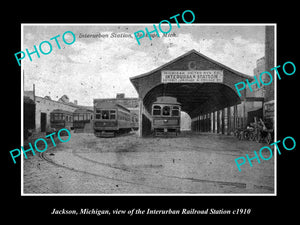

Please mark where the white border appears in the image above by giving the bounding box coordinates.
[274,23,277,196]
[21,23,277,196]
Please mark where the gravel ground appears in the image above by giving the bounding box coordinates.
[23,131,274,194]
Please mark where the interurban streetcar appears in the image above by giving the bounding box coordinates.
[93,100,133,137]
[50,109,73,135]
[73,108,93,133]
[151,96,181,136]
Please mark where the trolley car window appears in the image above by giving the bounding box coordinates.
[162,106,170,116]
[95,110,117,120]
[102,110,109,119]
[153,105,161,116]
[110,110,116,120]
[172,106,180,116]
[53,113,62,120]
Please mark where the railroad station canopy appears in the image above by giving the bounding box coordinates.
[130,49,253,118]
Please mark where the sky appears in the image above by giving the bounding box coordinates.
[22,24,266,106]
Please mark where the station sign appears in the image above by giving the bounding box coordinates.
[161,70,223,83]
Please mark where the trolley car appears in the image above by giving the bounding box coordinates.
[73,108,94,133]
[93,100,132,137]
[151,96,181,136]
[50,109,73,135]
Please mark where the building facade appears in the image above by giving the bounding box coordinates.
[264,26,275,120]
[24,90,83,133]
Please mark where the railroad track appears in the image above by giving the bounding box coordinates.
[38,144,273,194]
[39,150,178,193]
[70,149,255,192]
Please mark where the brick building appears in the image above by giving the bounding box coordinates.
[246,26,275,122]
[24,88,89,133]
[263,26,275,120]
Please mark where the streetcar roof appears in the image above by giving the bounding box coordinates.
[153,96,181,105]
[50,109,73,114]
[73,108,94,113]
[94,101,130,113]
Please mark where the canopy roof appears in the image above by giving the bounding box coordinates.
[130,49,253,118]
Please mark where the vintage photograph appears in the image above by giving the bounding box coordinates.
[21,24,275,195]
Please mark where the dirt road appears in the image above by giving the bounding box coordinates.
[23,131,274,194]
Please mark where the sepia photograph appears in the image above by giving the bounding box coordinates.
[21,23,276,195]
